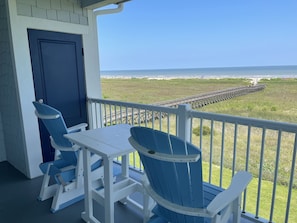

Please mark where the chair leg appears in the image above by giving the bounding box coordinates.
[38,183,58,201]
[50,184,85,213]
[50,166,104,213]
[232,197,241,223]
[143,192,155,223]
[38,166,58,201]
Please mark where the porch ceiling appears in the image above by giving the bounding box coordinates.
[81,0,131,9]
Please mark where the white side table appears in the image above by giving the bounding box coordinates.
[65,124,143,223]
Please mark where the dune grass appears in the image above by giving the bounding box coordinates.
[101,78,297,123]
[102,78,297,222]
[102,78,251,104]
[203,162,297,223]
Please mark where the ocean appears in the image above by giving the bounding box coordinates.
[101,65,297,79]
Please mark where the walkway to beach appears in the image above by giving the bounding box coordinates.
[104,84,265,124]
[155,84,265,108]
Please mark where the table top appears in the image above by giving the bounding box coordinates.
[64,124,134,159]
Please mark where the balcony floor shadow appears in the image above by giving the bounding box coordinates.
[0,161,143,223]
[0,161,253,223]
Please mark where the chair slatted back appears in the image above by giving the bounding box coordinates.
[33,102,77,165]
[130,127,205,223]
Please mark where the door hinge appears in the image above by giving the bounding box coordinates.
[82,48,84,56]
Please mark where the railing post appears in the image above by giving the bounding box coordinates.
[87,99,103,129]
[177,104,191,142]
[87,100,94,129]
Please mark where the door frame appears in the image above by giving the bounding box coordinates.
[7,0,101,178]
[28,29,88,162]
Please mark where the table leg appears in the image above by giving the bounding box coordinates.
[118,154,129,205]
[104,158,114,223]
[81,148,94,222]
[122,154,129,178]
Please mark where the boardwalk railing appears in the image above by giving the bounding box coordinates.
[87,98,297,223]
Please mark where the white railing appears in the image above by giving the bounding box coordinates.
[87,98,297,223]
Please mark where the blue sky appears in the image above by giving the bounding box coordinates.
[97,0,297,71]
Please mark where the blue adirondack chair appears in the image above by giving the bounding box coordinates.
[33,101,104,212]
[129,126,252,223]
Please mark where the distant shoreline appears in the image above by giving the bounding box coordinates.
[101,76,297,86]
[101,76,265,80]
[100,65,297,80]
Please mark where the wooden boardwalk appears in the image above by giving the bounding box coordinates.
[103,84,265,124]
[155,84,265,108]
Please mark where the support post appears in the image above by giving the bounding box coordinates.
[177,104,191,142]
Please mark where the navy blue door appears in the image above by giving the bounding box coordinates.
[28,29,87,162]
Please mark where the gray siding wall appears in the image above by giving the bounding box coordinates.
[0,0,26,168]
[16,0,88,25]
[0,1,10,162]
[0,115,5,162]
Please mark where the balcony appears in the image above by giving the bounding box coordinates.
[1,98,296,223]
[87,98,297,223]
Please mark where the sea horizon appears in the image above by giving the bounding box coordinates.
[100,65,297,80]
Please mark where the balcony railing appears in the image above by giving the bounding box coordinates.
[87,98,297,223]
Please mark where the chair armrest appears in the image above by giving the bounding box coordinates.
[51,137,81,152]
[67,123,88,133]
[206,171,252,215]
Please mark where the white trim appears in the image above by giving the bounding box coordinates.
[34,111,60,120]
[129,137,200,163]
